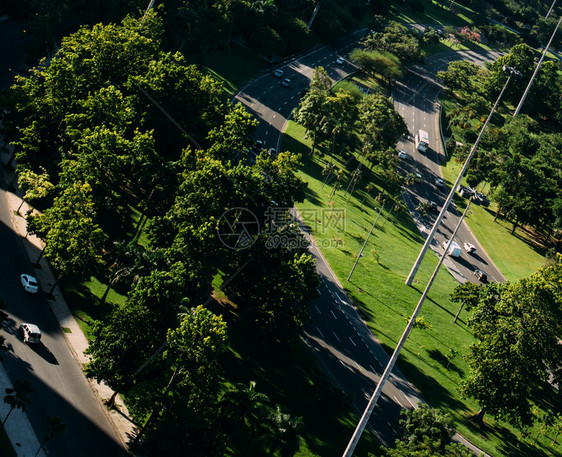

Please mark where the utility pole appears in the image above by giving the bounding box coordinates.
[347,204,385,281]
[513,16,561,116]
[342,198,472,457]
[405,66,521,286]
[546,0,557,18]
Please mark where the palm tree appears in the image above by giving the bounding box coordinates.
[264,405,303,457]
[3,380,32,424]
[220,381,270,440]
[34,416,66,456]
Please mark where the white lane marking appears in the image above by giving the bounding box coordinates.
[272,114,276,119]
[330,310,337,319]
[317,288,320,294]
[265,131,268,136]
[405,396,417,408]
[349,337,356,346]
[355,361,362,371]
[316,327,324,338]
[370,364,377,373]
[314,304,320,313]
[333,332,340,341]
[393,395,401,406]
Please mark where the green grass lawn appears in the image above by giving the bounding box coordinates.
[390,0,475,27]
[204,48,266,97]
[440,156,547,282]
[281,120,560,457]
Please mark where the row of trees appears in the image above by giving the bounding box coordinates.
[292,67,408,174]
[4,12,319,456]
[4,0,392,66]
[438,43,562,240]
[450,256,562,435]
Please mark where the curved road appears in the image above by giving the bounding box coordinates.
[394,50,506,286]
[236,34,503,453]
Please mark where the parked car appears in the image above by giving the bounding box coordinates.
[473,269,487,282]
[273,69,283,78]
[20,323,42,344]
[434,177,445,187]
[463,242,476,253]
[336,57,344,65]
[20,274,39,294]
[281,78,291,87]
[398,150,407,159]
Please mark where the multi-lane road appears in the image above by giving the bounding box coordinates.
[394,50,506,286]
[236,33,504,451]
[0,184,128,456]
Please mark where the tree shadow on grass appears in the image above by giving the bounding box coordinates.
[63,281,115,326]
[395,356,469,414]
[426,348,464,377]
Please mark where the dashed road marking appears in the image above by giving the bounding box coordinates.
[333,332,340,341]
[316,327,324,338]
[330,310,337,319]
[349,336,356,346]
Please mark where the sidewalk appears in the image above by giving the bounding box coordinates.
[0,144,138,455]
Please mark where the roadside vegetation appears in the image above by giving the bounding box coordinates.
[1,0,561,456]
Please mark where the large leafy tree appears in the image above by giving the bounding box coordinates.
[461,258,562,427]
[27,182,108,283]
[84,301,162,407]
[134,306,228,457]
[376,405,472,457]
[357,93,407,170]
[361,22,425,65]
[292,67,332,155]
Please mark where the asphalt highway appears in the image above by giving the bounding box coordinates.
[0,166,128,457]
[236,35,504,451]
[394,50,506,286]
[236,31,427,446]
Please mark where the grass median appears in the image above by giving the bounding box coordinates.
[281,120,559,457]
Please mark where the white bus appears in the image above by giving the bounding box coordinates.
[415,129,429,153]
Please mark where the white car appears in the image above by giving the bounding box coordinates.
[21,274,39,294]
[281,78,291,87]
[273,69,284,78]
[20,323,42,344]
[336,57,344,65]
[435,177,445,187]
[398,150,407,159]
[463,242,476,253]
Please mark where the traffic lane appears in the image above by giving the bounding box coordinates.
[2,349,126,457]
[305,316,404,444]
[306,276,424,438]
[0,193,127,456]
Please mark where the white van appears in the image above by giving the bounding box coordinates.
[20,323,42,344]
[442,240,461,257]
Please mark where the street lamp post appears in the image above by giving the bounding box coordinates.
[405,66,521,286]
[342,198,473,457]
[347,204,385,281]
[513,16,561,116]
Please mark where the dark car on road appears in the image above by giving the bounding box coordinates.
[473,269,487,282]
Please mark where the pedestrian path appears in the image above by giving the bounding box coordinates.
[0,366,46,457]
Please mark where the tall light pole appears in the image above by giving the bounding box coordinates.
[405,66,521,286]
[513,16,561,116]
[342,198,473,457]
[347,204,385,281]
